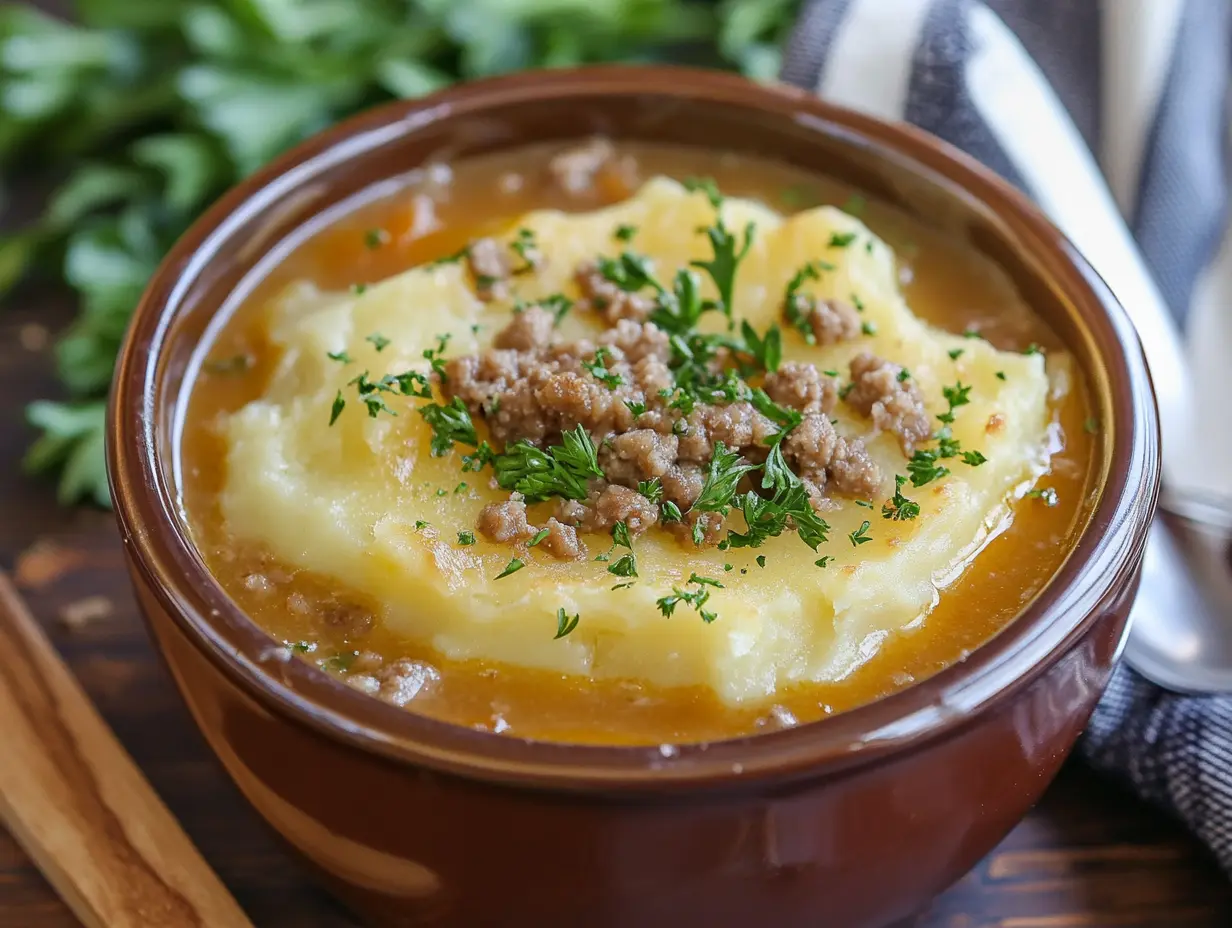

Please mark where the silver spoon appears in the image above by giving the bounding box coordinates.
[1123,491,1232,693]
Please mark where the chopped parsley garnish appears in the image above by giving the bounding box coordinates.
[428,246,468,267]
[638,478,663,504]
[685,177,756,321]
[882,475,920,521]
[582,346,623,388]
[995,371,1007,381]
[510,227,540,273]
[611,521,633,550]
[554,608,580,638]
[1026,487,1059,506]
[538,293,574,325]
[414,520,429,530]
[608,554,638,578]
[613,224,638,242]
[963,328,982,339]
[815,556,833,568]
[960,450,987,466]
[907,449,951,488]
[528,528,550,547]
[625,399,647,417]
[655,573,719,624]
[421,333,452,384]
[364,228,390,249]
[365,332,390,352]
[861,321,877,336]
[692,442,759,515]
[689,573,723,588]
[948,348,964,360]
[756,555,766,568]
[496,557,525,579]
[351,283,367,295]
[849,520,872,546]
[828,231,857,248]
[897,368,912,382]
[661,501,683,523]
[454,481,468,493]
[783,261,822,343]
[851,293,865,312]
[749,388,803,431]
[493,424,603,503]
[329,391,346,426]
[327,350,353,364]
[854,499,873,509]
[1024,343,1043,356]
[739,320,782,372]
[937,382,972,424]
[461,441,496,473]
[724,563,733,572]
[598,250,665,295]
[838,382,854,401]
[418,398,478,456]
[457,531,476,546]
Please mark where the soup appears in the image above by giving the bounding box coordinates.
[180,141,1095,746]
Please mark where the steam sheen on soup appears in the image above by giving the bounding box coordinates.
[180,141,1095,746]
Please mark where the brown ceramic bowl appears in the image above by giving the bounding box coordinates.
[108,67,1158,928]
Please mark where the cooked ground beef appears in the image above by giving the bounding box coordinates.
[575,260,655,324]
[556,483,659,536]
[844,352,932,453]
[443,253,914,553]
[477,499,534,543]
[807,298,862,345]
[347,658,441,708]
[763,361,839,414]
[468,237,511,301]
[538,518,584,560]
[548,138,639,198]
[494,305,554,352]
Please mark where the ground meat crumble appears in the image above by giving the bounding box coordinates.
[438,253,926,552]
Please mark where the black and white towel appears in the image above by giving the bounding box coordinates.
[782,0,1232,874]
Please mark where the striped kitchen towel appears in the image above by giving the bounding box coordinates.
[782,0,1232,874]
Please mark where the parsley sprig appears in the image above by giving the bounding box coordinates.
[493,425,603,503]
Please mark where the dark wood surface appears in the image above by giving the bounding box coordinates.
[2,297,1231,928]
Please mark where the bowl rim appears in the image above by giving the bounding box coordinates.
[107,64,1159,792]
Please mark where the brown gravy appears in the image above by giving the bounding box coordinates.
[180,142,1096,745]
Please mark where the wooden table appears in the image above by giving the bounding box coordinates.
[2,297,1230,927]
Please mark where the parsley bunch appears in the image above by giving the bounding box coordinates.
[4,0,804,507]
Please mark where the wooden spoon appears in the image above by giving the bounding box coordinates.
[0,570,254,928]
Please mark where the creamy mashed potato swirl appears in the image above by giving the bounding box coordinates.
[218,178,1056,706]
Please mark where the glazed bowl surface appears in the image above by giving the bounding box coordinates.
[107,66,1159,928]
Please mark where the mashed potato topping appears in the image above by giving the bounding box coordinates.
[218,178,1055,706]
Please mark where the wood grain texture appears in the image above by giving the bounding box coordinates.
[1,304,1230,928]
[0,570,253,928]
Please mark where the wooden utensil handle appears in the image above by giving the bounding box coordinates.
[0,571,254,928]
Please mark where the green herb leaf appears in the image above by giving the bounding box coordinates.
[882,475,920,521]
[328,391,346,426]
[493,424,602,503]
[365,332,390,352]
[638,478,664,504]
[613,224,638,242]
[418,398,478,456]
[907,449,950,488]
[528,527,550,547]
[692,442,758,514]
[849,520,872,546]
[496,557,525,579]
[827,231,857,248]
[1026,487,1059,506]
[554,607,580,639]
[457,530,476,546]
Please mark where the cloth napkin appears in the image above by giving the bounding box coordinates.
[781,0,1232,874]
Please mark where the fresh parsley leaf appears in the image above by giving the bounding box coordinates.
[896,368,911,382]
[815,556,833,568]
[882,475,920,521]
[995,371,1007,381]
[827,231,857,248]
[554,608,580,639]
[907,449,950,488]
[528,528,550,547]
[611,521,633,550]
[327,350,353,365]
[624,399,647,417]
[849,520,872,546]
[613,224,638,242]
[493,424,603,503]
[756,555,766,568]
[961,450,988,466]
[861,321,877,336]
[510,227,540,273]
[739,319,782,372]
[582,346,623,388]
[688,573,723,588]
[418,398,478,456]
[608,553,638,578]
[1024,343,1044,356]
[948,348,964,360]
[661,501,683,523]
[365,332,390,352]
[687,179,755,320]
[329,391,346,425]
[963,328,982,339]
[496,557,525,579]
[692,442,758,514]
[364,228,389,249]
[638,478,663,504]
[457,530,476,546]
